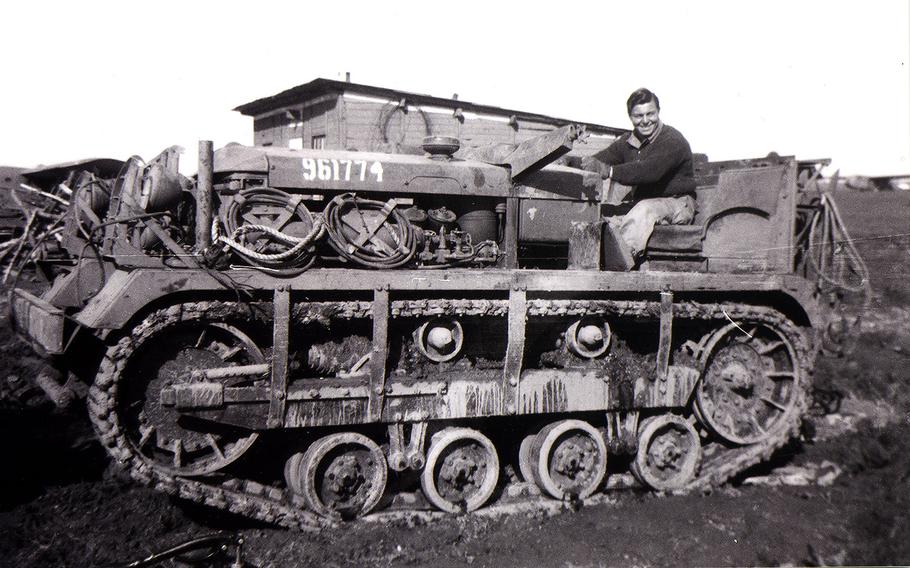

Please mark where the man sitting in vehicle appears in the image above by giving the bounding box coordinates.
[581,88,696,269]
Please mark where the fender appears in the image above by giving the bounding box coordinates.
[73,266,823,331]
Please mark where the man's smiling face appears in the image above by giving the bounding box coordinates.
[629,101,660,140]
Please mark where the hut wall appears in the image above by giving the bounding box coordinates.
[251,92,619,156]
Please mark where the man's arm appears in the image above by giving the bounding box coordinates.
[611,136,691,185]
[579,137,626,178]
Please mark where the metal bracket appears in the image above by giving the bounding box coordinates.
[655,290,673,382]
[502,288,527,415]
[387,421,428,471]
[605,410,639,454]
[405,421,428,470]
[267,287,291,428]
[368,289,390,422]
[351,199,397,252]
[387,423,407,471]
[500,197,519,268]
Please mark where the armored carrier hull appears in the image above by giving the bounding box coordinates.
[9,126,849,528]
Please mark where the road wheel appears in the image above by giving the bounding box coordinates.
[286,432,387,520]
[421,428,499,513]
[529,419,607,500]
[631,415,701,491]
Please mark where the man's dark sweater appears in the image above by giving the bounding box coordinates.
[582,124,696,200]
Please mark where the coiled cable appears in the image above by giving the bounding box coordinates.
[323,193,417,268]
[216,187,324,269]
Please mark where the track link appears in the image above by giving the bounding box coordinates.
[87,299,812,530]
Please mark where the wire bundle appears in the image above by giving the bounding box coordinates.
[215,188,324,269]
[322,193,418,268]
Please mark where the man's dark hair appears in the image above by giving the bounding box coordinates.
[626,88,660,114]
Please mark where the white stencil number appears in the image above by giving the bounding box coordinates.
[302,157,383,183]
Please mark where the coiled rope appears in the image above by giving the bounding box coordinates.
[214,218,325,267]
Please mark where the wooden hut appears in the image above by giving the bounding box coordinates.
[234,78,627,156]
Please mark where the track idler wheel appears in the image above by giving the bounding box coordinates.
[695,321,803,445]
[523,419,608,500]
[421,428,499,513]
[631,415,701,491]
[285,432,388,520]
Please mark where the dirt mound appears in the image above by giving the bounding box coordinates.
[0,477,224,567]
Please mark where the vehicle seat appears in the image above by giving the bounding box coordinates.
[645,167,783,253]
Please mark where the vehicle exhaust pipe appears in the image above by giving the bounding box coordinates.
[195,140,214,250]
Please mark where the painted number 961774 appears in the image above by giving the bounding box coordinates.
[302,158,384,183]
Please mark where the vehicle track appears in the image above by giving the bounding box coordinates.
[87,299,811,531]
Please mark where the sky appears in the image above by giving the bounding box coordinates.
[1,1,907,177]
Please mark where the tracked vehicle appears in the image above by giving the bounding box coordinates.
[10,125,857,528]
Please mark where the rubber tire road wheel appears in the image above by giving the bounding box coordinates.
[421,427,499,513]
[530,419,607,501]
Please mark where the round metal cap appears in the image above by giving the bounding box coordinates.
[422,136,461,158]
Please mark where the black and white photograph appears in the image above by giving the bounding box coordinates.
[0,1,907,566]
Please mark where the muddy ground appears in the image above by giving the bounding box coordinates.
[0,189,907,567]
